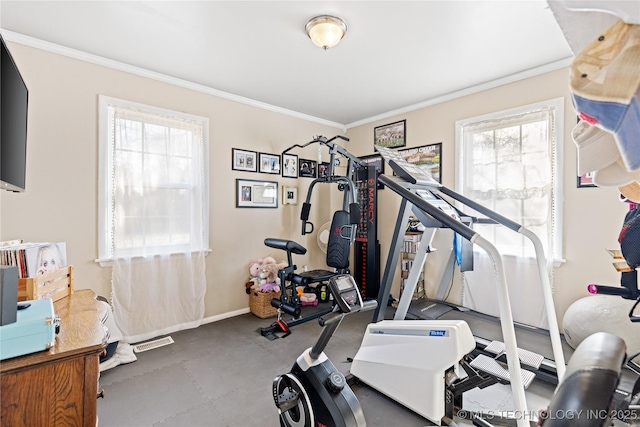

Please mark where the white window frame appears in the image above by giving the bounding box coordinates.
[96,96,210,266]
[454,97,564,266]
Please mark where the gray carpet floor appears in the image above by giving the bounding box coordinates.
[97,305,557,427]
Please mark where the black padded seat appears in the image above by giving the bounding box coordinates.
[299,269,337,285]
[299,210,352,286]
[541,332,626,426]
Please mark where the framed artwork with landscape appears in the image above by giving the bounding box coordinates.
[398,143,442,183]
[374,120,406,148]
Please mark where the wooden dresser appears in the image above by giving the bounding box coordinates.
[1,289,107,427]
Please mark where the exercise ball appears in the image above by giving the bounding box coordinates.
[563,295,640,354]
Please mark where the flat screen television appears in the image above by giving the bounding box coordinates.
[0,32,29,192]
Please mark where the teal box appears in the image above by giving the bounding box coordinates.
[0,298,56,360]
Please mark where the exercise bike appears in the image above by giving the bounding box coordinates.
[272,273,377,427]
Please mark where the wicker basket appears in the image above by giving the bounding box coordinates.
[249,290,281,319]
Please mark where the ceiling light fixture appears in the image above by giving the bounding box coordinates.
[305,15,347,50]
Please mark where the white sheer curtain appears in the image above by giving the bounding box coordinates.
[107,102,208,343]
[457,103,561,328]
[112,253,205,343]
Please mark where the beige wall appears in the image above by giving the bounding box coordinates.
[0,43,339,319]
[0,43,627,328]
[345,68,627,327]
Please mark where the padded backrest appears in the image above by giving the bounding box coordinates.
[326,210,351,270]
[542,332,625,426]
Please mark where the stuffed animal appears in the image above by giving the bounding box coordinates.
[258,262,287,286]
[247,257,286,293]
[248,255,277,278]
[248,256,277,286]
[258,281,280,293]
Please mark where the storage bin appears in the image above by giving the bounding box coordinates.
[249,290,281,319]
[18,265,74,302]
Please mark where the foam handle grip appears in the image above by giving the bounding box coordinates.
[587,284,632,298]
[282,303,301,318]
[270,298,301,317]
[349,203,360,224]
[289,274,308,286]
[301,203,311,221]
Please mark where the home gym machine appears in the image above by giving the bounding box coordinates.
[259,136,379,339]
[272,272,377,427]
[348,145,566,427]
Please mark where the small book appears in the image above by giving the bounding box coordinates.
[607,249,624,259]
[613,261,632,272]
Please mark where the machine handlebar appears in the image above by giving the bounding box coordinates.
[264,238,307,255]
[587,284,633,298]
[318,299,378,327]
[588,283,640,323]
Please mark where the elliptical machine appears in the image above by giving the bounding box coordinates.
[272,272,377,427]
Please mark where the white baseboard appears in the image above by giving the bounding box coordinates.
[200,307,250,325]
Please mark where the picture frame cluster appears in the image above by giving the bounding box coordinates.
[231,147,312,208]
[232,148,321,180]
[232,148,281,175]
[231,122,440,208]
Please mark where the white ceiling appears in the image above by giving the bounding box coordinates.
[0,1,575,128]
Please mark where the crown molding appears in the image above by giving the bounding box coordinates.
[0,29,346,131]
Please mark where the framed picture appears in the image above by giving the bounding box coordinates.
[282,186,298,205]
[236,179,278,208]
[282,153,298,178]
[299,158,317,178]
[374,120,406,148]
[232,148,257,172]
[398,143,442,183]
[319,162,330,179]
[259,152,281,175]
[359,153,385,189]
[577,171,596,188]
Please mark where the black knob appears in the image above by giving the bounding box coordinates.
[326,371,346,393]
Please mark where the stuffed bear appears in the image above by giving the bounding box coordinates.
[248,256,277,278]
[247,257,286,293]
[258,262,287,285]
[256,262,288,292]
[247,256,276,287]
[259,281,280,293]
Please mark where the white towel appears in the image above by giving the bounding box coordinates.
[99,342,138,372]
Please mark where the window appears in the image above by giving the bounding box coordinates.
[98,96,209,262]
[455,98,563,263]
